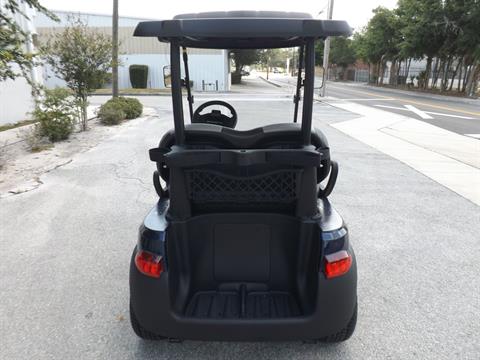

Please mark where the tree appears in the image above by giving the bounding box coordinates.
[42,20,113,130]
[258,49,286,79]
[329,37,356,79]
[315,41,324,66]
[396,0,445,88]
[229,49,260,75]
[350,7,402,85]
[0,0,57,84]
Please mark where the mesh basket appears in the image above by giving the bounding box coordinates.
[186,169,301,204]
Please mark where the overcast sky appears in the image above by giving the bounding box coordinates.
[39,0,398,31]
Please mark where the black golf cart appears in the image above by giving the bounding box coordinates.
[130,11,357,342]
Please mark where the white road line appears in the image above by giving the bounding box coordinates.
[375,104,407,110]
[374,104,474,120]
[327,98,396,101]
[464,134,480,139]
[196,98,292,102]
[422,111,474,120]
[404,104,434,119]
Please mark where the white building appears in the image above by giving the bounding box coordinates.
[0,0,41,125]
[35,10,231,92]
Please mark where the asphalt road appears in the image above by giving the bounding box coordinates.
[271,75,480,137]
[1,83,480,359]
[325,82,480,137]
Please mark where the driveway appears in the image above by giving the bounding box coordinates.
[1,85,479,359]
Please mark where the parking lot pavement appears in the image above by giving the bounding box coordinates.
[1,94,479,360]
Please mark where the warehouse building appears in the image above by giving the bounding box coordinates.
[34,10,231,92]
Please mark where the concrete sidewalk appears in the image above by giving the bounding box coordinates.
[326,100,480,205]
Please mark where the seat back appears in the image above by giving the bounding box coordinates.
[152,123,329,218]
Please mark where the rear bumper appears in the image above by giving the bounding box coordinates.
[129,248,357,341]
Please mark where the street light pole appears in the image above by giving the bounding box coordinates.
[112,0,119,98]
[321,0,334,97]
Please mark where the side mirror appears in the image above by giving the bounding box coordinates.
[163,65,171,88]
[315,66,325,89]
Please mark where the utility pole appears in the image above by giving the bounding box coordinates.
[112,0,119,98]
[321,0,334,97]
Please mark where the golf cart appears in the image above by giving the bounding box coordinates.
[130,11,357,342]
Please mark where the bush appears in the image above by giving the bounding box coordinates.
[129,65,148,88]
[19,125,52,152]
[32,88,77,142]
[97,101,125,125]
[97,97,142,125]
[118,97,143,119]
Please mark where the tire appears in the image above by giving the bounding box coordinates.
[319,303,357,343]
[130,302,166,340]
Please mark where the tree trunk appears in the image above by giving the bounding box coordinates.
[376,62,381,85]
[457,60,463,92]
[465,60,480,97]
[449,57,461,92]
[379,61,385,85]
[80,96,88,131]
[432,58,441,89]
[462,64,471,92]
[440,57,452,92]
[406,58,411,78]
[389,59,397,85]
[112,0,119,98]
[425,56,433,89]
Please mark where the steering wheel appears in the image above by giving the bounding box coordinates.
[192,100,238,128]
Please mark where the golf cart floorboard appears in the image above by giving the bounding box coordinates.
[185,288,301,319]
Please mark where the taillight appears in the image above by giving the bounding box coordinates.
[324,250,352,279]
[135,250,164,278]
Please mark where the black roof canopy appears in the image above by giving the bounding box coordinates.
[133,11,352,49]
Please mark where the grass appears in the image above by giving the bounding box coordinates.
[0,119,37,133]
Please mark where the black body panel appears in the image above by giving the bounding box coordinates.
[131,199,357,341]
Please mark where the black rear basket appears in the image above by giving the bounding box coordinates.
[185,169,302,211]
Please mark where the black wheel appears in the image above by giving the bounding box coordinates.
[319,303,357,343]
[130,302,166,340]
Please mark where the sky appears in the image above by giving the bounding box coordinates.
[39,0,398,31]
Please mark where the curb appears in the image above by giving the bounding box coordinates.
[349,83,479,105]
[258,76,283,88]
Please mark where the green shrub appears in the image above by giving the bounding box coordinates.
[32,88,76,142]
[97,97,142,124]
[118,97,143,119]
[97,101,125,125]
[129,65,148,88]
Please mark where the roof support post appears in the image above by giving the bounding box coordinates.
[293,46,304,123]
[301,39,315,145]
[170,41,185,145]
[182,47,194,121]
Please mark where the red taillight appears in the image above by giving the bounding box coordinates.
[324,250,352,279]
[135,250,164,278]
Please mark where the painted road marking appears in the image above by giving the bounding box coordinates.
[404,104,433,119]
[326,98,396,101]
[464,134,480,139]
[374,104,474,120]
[327,84,480,117]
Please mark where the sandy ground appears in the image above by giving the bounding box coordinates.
[0,107,156,198]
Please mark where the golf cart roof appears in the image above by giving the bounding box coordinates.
[134,11,352,49]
